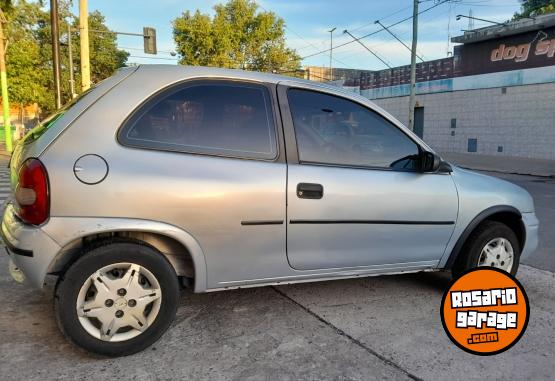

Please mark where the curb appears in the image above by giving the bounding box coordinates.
[457,165,555,179]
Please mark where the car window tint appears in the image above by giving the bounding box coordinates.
[287,89,420,170]
[122,83,277,160]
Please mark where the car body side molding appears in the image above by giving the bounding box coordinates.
[289,219,455,225]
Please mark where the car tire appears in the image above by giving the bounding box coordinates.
[54,240,180,357]
[453,221,520,278]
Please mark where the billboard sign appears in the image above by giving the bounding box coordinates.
[454,26,555,76]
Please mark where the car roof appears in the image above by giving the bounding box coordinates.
[134,64,345,93]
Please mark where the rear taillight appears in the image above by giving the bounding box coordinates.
[14,158,49,225]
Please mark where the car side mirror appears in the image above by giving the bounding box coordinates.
[420,151,452,173]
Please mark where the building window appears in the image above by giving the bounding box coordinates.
[450,118,457,128]
[498,146,503,153]
[468,138,478,153]
[501,87,507,94]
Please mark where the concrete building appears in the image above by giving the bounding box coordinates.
[310,13,555,160]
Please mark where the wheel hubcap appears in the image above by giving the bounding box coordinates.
[76,263,162,342]
[478,238,514,272]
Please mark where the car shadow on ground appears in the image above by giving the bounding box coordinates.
[2,264,450,359]
[2,255,554,380]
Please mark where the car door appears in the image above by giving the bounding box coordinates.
[278,83,458,270]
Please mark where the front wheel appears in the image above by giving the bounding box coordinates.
[55,241,180,356]
[453,221,521,278]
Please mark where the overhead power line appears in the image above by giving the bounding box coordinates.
[128,55,178,61]
[295,0,451,63]
[258,2,354,69]
[350,4,413,33]
[119,46,176,55]
[374,20,425,62]
[342,30,392,68]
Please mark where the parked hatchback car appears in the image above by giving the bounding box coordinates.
[2,65,539,356]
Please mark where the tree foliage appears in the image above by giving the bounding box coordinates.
[85,11,130,85]
[173,0,300,73]
[4,0,52,111]
[3,0,129,114]
[514,0,555,18]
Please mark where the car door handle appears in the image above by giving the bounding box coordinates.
[297,183,324,199]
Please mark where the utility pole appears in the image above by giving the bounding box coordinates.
[67,23,76,99]
[408,0,419,131]
[0,9,12,152]
[50,0,62,109]
[79,0,91,91]
[328,27,336,82]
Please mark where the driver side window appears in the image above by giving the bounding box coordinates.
[287,88,420,170]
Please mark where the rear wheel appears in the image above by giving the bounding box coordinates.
[55,241,179,356]
[453,221,520,278]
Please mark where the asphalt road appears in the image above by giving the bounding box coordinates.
[478,171,555,272]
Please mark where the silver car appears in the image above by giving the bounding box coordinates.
[2,65,539,356]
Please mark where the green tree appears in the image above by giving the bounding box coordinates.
[173,0,300,73]
[4,1,129,115]
[4,1,52,114]
[514,0,555,18]
[80,11,129,85]
[0,0,14,13]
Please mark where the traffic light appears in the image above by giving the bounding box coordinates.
[143,27,157,55]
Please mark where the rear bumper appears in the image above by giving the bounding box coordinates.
[520,212,539,261]
[1,203,61,288]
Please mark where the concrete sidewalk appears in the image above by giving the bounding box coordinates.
[0,142,10,157]
[441,152,555,178]
[1,256,553,380]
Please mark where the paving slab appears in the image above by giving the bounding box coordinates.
[1,245,553,380]
[0,253,410,381]
[277,266,555,381]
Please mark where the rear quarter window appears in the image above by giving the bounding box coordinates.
[118,81,278,160]
[22,89,92,145]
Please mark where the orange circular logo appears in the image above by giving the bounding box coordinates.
[441,268,529,355]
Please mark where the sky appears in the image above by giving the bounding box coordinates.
[71,0,523,70]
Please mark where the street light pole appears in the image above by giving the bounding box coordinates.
[67,23,76,99]
[375,20,424,62]
[50,0,62,109]
[455,14,506,26]
[343,29,391,69]
[79,0,91,91]
[328,27,336,82]
[408,0,419,131]
[0,9,12,152]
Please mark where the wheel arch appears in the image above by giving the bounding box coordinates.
[43,217,208,292]
[444,205,525,270]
